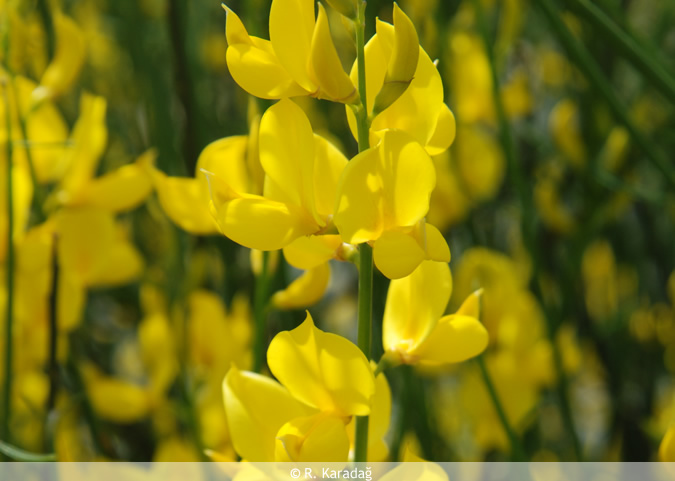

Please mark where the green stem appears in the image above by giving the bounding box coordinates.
[353,0,372,464]
[1,80,15,452]
[0,440,56,462]
[44,235,59,451]
[252,251,271,373]
[477,356,527,461]
[11,76,47,224]
[566,0,675,106]
[354,244,372,463]
[535,0,675,189]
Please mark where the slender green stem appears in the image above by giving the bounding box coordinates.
[0,440,56,462]
[252,251,271,373]
[354,243,372,463]
[477,356,527,461]
[36,0,55,61]
[1,80,15,452]
[11,76,47,224]
[473,0,582,460]
[353,0,372,464]
[45,234,59,451]
[566,0,675,106]
[535,0,675,188]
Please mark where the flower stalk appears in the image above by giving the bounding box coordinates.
[353,0,372,464]
[253,250,271,373]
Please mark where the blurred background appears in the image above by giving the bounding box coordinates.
[1,0,674,463]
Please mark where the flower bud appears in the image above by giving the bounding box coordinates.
[372,4,419,115]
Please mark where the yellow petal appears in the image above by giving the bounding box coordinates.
[196,136,250,197]
[660,426,675,461]
[269,0,316,92]
[347,22,446,150]
[150,167,217,234]
[83,365,153,424]
[283,235,343,270]
[271,263,331,310]
[11,76,69,183]
[55,208,115,282]
[425,103,457,156]
[58,93,108,202]
[333,147,384,244]
[335,130,435,244]
[313,134,348,219]
[224,6,308,99]
[213,195,317,251]
[223,366,314,462]
[86,241,144,287]
[424,223,450,262]
[456,288,483,318]
[76,154,154,212]
[32,13,85,102]
[412,314,488,366]
[383,261,451,358]
[372,4,419,114]
[259,99,318,221]
[373,230,425,280]
[308,4,357,102]
[275,414,349,462]
[267,312,375,416]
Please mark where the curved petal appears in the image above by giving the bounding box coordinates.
[372,4,419,114]
[76,160,152,213]
[283,235,342,270]
[196,136,250,196]
[58,93,108,202]
[308,4,357,102]
[275,414,349,462]
[267,312,375,416]
[383,260,451,358]
[55,207,115,282]
[333,147,384,244]
[32,13,85,102]
[269,0,316,92]
[271,263,331,310]
[373,230,425,280]
[214,195,318,251]
[223,366,314,462]
[413,314,488,366]
[313,134,348,219]
[150,167,217,235]
[87,241,144,287]
[425,103,457,156]
[424,223,450,262]
[259,99,319,222]
[377,130,436,229]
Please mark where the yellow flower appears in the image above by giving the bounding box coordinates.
[271,263,331,310]
[382,260,488,366]
[223,0,357,103]
[223,312,375,461]
[50,93,153,213]
[206,99,347,251]
[32,11,86,103]
[334,129,449,279]
[346,6,455,155]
